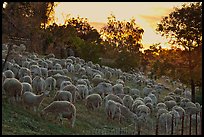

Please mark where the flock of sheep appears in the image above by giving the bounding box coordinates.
[2,43,202,134]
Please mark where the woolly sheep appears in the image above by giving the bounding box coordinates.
[116,103,138,124]
[112,84,124,95]
[40,67,48,79]
[53,63,62,70]
[174,88,183,95]
[164,95,175,102]
[76,84,89,99]
[91,82,113,98]
[104,94,123,107]
[52,73,72,88]
[22,82,33,94]
[105,100,121,122]
[62,84,79,103]
[3,78,23,103]
[143,87,153,96]
[123,86,131,94]
[41,101,76,127]
[38,61,48,68]
[3,70,15,78]
[20,75,32,84]
[136,104,151,118]
[182,90,191,100]
[45,76,56,92]
[157,108,168,118]
[159,112,172,134]
[67,63,75,73]
[156,102,167,110]
[143,96,153,105]
[148,93,157,106]
[164,100,177,110]
[32,76,46,94]
[48,70,65,76]
[10,63,21,78]
[18,67,31,79]
[122,95,134,110]
[30,65,42,78]
[22,91,49,112]
[85,93,102,110]
[60,81,72,90]
[132,100,145,114]
[53,90,72,103]
[172,105,185,118]
[129,88,140,99]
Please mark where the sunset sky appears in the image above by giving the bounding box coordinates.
[54,2,191,50]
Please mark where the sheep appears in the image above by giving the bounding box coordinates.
[105,100,121,122]
[60,81,72,90]
[53,63,62,70]
[157,108,169,118]
[104,94,123,107]
[30,65,42,78]
[52,73,72,89]
[115,79,125,86]
[66,63,75,73]
[122,95,134,110]
[164,100,177,110]
[182,90,191,100]
[41,101,76,128]
[45,76,56,92]
[164,95,175,102]
[143,86,153,96]
[40,67,48,79]
[78,67,86,76]
[53,90,72,103]
[148,93,157,106]
[62,84,79,103]
[18,67,31,79]
[76,84,89,99]
[156,102,167,110]
[48,70,65,76]
[136,104,151,118]
[129,88,140,99]
[174,88,183,95]
[116,103,138,124]
[143,96,153,105]
[38,61,48,69]
[158,112,172,134]
[85,93,102,110]
[115,93,126,100]
[172,105,185,118]
[179,98,191,108]
[10,63,21,78]
[123,86,131,94]
[3,70,15,78]
[22,82,33,94]
[32,76,46,95]
[91,77,110,87]
[22,91,50,112]
[90,82,113,98]
[19,75,32,85]
[3,78,23,103]
[132,100,145,114]
[76,79,87,86]
[112,84,124,95]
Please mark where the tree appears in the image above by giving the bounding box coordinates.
[100,14,144,71]
[156,2,202,102]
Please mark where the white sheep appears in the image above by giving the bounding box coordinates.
[32,76,46,94]
[3,78,23,103]
[53,90,72,103]
[104,94,123,107]
[10,63,21,78]
[66,63,75,73]
[129,88,140,99]
[156,102,167,110]
[22,82,33,94]
[3,70,15,78]
[112,84,124,95]
[122,95,134,110]
[30,65,42,78]
[19,75,32,85]
[85,93,102,110]
[143,96,153,105]
[52,73,72,89]
[22,91,49,112]
[18,67,31,79]
[172,105,185,118]
[62,84,79,103]
[132,99,145,114]
[174,88,183,95]
[105,100,121,122]
[76,84,89,99]
[136,104,151,118]
[148,93,157,106]
[53,63,62,70]
[45,76,56,92]
[91,82,113,98]
[143,86,153,96]
[158,112,172,134]
[164,100,177,110]
[60,80,72,90]
[40,67,48,79]
[41,101,76,128]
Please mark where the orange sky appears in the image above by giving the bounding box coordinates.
[54,2,191,50]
